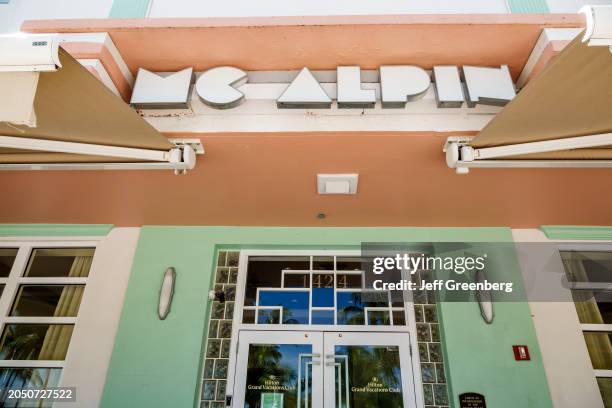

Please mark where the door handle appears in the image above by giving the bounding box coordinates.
[326,355,350,408]
[297,353,320,408]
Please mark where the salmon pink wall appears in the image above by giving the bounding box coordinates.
[23,14,584,79]
[1,132,611,227]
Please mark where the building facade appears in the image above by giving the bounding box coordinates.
[0,1,612,408]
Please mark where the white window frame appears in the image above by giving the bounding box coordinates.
[225,249,424,408]
[0,237,99,372]
[558,243,612,380]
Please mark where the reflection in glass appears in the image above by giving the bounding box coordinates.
[337,292,388,325]
[258,309,281,325]
[337,274,361,289]
[0,368,61,408]
[392,310,406,326]
[572,291,612,324]
[244,256,404,327]
[312,288,333,308]
[0,249,18,278]
[11,285,85,317]
[243,309,256,324]
[561,251,612,283]
[366,310,391,326]
[0,324,74,361]
[334,345,403,408]
[311,310,334,325]
[313,256,334,270]
[596,377,612,408]
[583,332,612,370]
[336,257,363,271]
[284,274,309,288]
[245,257,310,306]
[259,291,309,324]
[25,248,94,278]
[245,343,313,408]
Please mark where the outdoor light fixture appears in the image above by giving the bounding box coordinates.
[208,289,226,303]
[475,269,494,324]
[158,267,176,320]
[317,174,358,194]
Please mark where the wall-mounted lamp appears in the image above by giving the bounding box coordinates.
[158,267,176,320]
[475,269,494,324]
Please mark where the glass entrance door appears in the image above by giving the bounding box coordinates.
[232,331,324,408]
[232,331,416,408]
[323,332,416,408]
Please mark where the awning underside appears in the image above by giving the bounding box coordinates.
[468,33,612,160]
[0,47,173,165]
[0,149,141,163]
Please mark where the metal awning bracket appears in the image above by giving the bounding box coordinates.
[0,135,205,174]
[444,133,612,174]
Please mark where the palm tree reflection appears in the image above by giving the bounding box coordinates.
[245,344,310,408]
[336,345,403,408]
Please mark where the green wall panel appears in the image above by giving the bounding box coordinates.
[109,0,150,18]
[100,227,552,408]
[541,225,612,240]
[0,224,113,236]
[435,241,551,408]
[507,0,550,13]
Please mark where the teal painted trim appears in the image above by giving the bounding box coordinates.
[507,0,549,13]
[0,224,113,237]
[541,225,612,240]
[101,227,551,408]
[109,0,150,18]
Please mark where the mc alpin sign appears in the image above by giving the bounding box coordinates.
[130,65,516,110]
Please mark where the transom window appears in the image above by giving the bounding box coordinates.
[0,243,95,407]
[241,255,407,326]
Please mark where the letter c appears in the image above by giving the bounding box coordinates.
[195,66,247,109]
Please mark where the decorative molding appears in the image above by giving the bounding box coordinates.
[516,28,581,88]
[80,59,121,96]
[57,33,133,101]
[540,225,612,240]
[0,224,114,237]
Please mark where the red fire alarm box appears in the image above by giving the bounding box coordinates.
[512,345,530,361]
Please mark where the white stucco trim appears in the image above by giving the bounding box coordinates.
[516,28,582,89]
[78,58,121,96]
[144,86,500,133]
[56,32,134,87]
[512,228,604,408]
[56,227,141,408]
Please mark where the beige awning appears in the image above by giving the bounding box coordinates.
[469,33,612,159]
[0,47,173,164]
[445,7,612,173]
[0,41,201,172]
